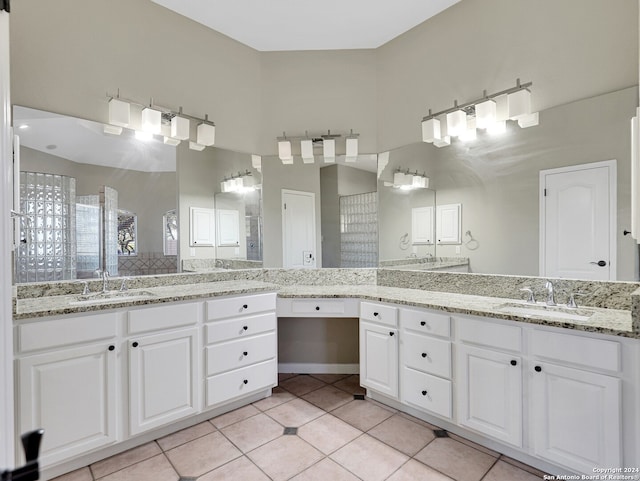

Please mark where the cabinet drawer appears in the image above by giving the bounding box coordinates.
[277,298,359,317]
[128,302,199,334]
[531,330,621,373]
[206,332,276,376]
[19,312,118,353]
[457,316,521,351]
[402,331,451,379]
[360,302,397,327]
[206,312,276,345]
[401,367,452,419]
[206,359,277,407]
[400,307,450,338]
[206,293,276,321]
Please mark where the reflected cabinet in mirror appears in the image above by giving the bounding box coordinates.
[381,86,636,281]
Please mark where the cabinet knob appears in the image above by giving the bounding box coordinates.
[108,345,115,351]
[132,341,139,348]
[421,390,428,396]
[242,304,248,309]
[243,326,248,331]
[243,351,248,356]
[243,379,248,384]
[420,321,426,326]
[534,365,542,372]
[421,352,427,358]
[510,360,517,366]
[389,331,395,337]
[315,306,320,311]
[373,312,379,317]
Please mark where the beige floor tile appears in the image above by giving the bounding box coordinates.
[297,414,362,455]
[386,459,454,481]
[278,372,297,382]
[397,411,442,431]
[97,454,177,481]
[414,437,497,481]
[500,455,549,477]
[252,386,297,411]
[279,374,326,396]
[157,421,216,451]
[209,404,260,429]
[483,460,543,481]
[448,432,500,458]
[309,373,350,384]
[301,385,353,411]
[220,413,283,452]
[368,414,436,456]
[265,398,324,427]
[331,399,395,431]
[165,431,241,477]
[50,467,93,481]
[290,458,360,481]
[248,435,323,481]
[333,374,365,395]
[90,442,161,479]
[330,434,409,481]
[196,456,270,481]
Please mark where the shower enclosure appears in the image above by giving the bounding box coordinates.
[340,191,378,268]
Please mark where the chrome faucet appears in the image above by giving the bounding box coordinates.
[544,280,556,306]
[101,270,110,293]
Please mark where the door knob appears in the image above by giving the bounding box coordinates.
[590,260,607,267]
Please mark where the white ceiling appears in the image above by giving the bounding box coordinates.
[150,0,462,51]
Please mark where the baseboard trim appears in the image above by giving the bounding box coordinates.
[278,363,359,374]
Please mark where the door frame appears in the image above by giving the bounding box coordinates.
[281,189,316,268]
[539,159,617,280]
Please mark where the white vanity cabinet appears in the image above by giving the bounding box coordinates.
[204,293,277,408]
[359,302,399,398]
[16,312,119,466]
[529,330,622,474]
[399,307,452,419]
[455,316,523,447]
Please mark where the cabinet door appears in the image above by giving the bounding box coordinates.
[18,343,117,466]
[129,327,200,435]
[359,321,398,398]
[457,344,522,447]
[531,362,621,474]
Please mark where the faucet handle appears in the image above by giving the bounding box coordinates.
[566,292,585,309]
[119,277,129,292]
[520,287,536,304]
[75,280,90,296]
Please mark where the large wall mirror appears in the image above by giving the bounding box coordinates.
[381,87,638,281]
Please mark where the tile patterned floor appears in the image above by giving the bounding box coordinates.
[50,374,547,481]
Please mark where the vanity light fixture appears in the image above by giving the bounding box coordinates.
[301,136,314,164]
[421,79,537,147]
[386,169,430,190]
[323,138,336,163]
[251,154,262,172]
[220,170,257,194]
[106,89,216,148]
[275,129,360,165]
[278,133,293,164]
[345,130,359,162]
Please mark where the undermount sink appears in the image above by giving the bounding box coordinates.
[496,302,595,322]
[68,290,156,306]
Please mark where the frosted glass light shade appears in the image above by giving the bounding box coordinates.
[189,141,205,151]
[433,136,451,148]
[495,95,509,121]
[163,136,181,146]
[422,118,441,143]
[170,116,190,140]
[221,179,232,193]
[446,110,467,137]
[135,130,153,141]
[487,120,507,135]
[108,98,130,127]
[508,89,531,119]
[459,118,477,142]
[278,140,292,162]
[103,124,123,136]
[197,123,216,146]
[301,139,314,163]
[517,112,539,128]
[346,137,359,157]
[251,154,262,171]
[141,107,161,134]
[323,139,335,163]
[475,99,496,129]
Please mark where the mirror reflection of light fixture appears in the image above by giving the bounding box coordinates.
[135,130,153,141]
[386,169,430,191]
[220,171,258,194]
[323,138,335,163]
[251,154,262,172]
[421,79,537,147]
[103,124,123,136]
[189,141,205,151]
[278,133,293,164]
[301,138,314,164]
[345,130,359,162]
[163,136,181,146]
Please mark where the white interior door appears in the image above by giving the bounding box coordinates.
[282,189,316,268]
[540,160,616,280]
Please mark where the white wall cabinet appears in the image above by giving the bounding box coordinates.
[17,342,118,466]
[436,203,461,244]
[411,206,434,244]
[190,206,215,246]
[128,327,200,436]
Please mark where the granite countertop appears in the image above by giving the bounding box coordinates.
[14,281,635,339]
[382,260,469,271]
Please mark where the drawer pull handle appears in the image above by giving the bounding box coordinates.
[389,331,395,337]
[315,306,320,311]
[243,379,248,384]
[242,304,248,309]
[132,341,139,348]
[534,365,542,372]
[373,312,379,317]
[243,351,248,356]
[421,352,427,358]
[420,321,426,326]
[243,326,248,331]
[510,360,517,366]
[421,390,428,396]
[108,345,115,351]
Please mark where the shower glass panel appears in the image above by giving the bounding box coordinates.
[101,186,119,277]
[15,171,76,282]
[76,195,100,279]
[245,189,263,261]
[340,191,378,268]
